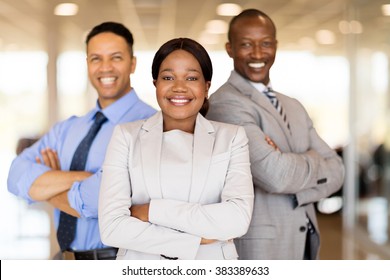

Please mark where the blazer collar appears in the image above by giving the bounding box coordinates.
[140,112,215,202]
[228,71,293,150]
[189,114,215,202]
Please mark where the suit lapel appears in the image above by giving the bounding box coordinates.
[188,114,215,203]
[140,112,164,199]
[228,71,294,151]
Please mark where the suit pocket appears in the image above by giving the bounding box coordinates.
[242,225,276,240]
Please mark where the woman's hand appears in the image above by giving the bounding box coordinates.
[200,238,217,245]
[130,203,150,222]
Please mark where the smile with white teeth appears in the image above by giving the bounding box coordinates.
[100,77,116,85]
[168,98,191,105]
[248,62,265,69]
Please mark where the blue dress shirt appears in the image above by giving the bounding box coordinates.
[7,90,156,251]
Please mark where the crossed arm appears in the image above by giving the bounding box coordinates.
[30,148,91,217]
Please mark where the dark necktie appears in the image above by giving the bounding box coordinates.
[57,111,107,251]
[263,87,290,130]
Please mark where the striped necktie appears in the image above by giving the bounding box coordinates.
[263,87,290,131]
[56,111,107,251]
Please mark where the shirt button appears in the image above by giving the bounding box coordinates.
[299,226,306,232]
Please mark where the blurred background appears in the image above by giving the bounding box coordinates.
[0,0,389,259]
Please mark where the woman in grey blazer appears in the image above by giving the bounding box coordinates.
[98,38,254,260]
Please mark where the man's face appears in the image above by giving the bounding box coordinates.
[226,16,277,84]
[87,32,136,108]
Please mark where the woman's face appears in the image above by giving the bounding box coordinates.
[154,49,210,133]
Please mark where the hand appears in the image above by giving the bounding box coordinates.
[201,238,217,245]
[265,136,279,151]
[36,147,61,170]
[130,203,150,222]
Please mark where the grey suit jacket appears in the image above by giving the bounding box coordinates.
[207,71,345,259]
[99,112,254,260]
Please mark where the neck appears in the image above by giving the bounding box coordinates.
[162,115,197,134]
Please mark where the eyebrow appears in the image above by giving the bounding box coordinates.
[160,68,200,73]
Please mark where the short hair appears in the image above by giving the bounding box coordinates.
[228,9,277,42]
[85,21,134,55]
[152,38,213,116]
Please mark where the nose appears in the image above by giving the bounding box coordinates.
[251,44,263,59]
[100,59,114,71]
[172,79,187,92]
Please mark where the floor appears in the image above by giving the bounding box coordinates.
[317,211,390,260]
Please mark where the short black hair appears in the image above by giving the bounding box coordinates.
[228,9,276,42]
[85,21,134,55]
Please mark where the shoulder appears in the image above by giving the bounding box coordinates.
[209,120,247,142]
[50,114,84,134]
[116,118,146,133]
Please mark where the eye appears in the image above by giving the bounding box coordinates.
[162,76,174,81]
[112,55,123,61]
[186,76,198,81]
[89,56,100,63]
[262,41,275,48]
[241,42,252,48]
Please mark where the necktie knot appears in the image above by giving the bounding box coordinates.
[94,111,107,126]
[263,87,278,108]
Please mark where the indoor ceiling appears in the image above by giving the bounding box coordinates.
[0,0,389,55]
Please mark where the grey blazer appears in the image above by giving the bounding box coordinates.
[207,71,345,259]
[99,112,254,260]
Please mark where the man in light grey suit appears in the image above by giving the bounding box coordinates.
[206,9,345,259]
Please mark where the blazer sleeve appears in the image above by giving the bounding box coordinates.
[207,90,344,201]
[98,125,201,260]
[148,126,254,240]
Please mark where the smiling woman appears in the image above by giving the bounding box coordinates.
[98,37,254,260]
[154,49,210,133]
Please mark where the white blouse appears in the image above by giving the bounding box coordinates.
[160,129,193,201]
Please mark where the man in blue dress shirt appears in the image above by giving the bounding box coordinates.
[7,22,156,259]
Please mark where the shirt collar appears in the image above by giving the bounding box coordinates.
[91,89,141,124]
[249,81,272,93]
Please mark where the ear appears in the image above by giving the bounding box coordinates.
[130,56,137,74]
[205,81,211,98]
[153,80,157,88]
[225,42,233,58]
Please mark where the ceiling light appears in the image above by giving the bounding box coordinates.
[205,20,228,34]
[54,3,79,16]
[339,20,350,34]
[338,20,363,34]
[382,4,390,16]
[216,3,242,16]
[350,20,363,34]
[315,29,336,45]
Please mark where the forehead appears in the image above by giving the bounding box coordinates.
[87,32,131,53]
[161,50,200,68]
[232,16,276,38]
